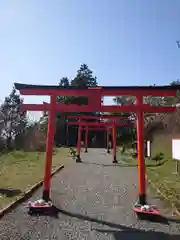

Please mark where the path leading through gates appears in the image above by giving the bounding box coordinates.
[0,149,180,239]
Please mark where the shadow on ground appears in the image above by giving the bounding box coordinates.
[29,206,180,239]
[94,228,179,240]
[0,188,22,197]
[116,159,168,168]
[80,161,137,167]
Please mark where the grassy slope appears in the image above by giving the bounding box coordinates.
[0,148,70,209]
[149,133,180,210]
[118,138,180,210]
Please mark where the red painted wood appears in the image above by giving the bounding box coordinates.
[136,96,146,204]
[134,207,160,216]
[18,86,176,97]
[107,129,110,150]
[112,121,117,162]
[67,115,127,120]
[85,126,88,150]
[67,121,131,127]
[84,127,109,131]
[42,95,56,201]
[20,103,176,113]
[77,120,82,156]
[101,89,176,97]
[15,82,178,206]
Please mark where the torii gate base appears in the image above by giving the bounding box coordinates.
[133,203,160,219]
[76,155,82,163]
[27,199,53,215]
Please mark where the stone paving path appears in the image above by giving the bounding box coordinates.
[0,149,180,239]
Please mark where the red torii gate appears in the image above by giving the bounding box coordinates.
[83,127,111,154]
[14,83,178,216]
[67,120,131,163]
[83,126,110,153]
[67,115,130,155]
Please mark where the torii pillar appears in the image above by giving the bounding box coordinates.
[112,121,117,163]
[107,129,110,153]
[76,120,82,162]
[84,126,88,153]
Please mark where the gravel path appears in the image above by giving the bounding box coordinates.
[0,149,180,239]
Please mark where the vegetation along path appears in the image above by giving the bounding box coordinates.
[0,148,69,210]
[0,149,180,240]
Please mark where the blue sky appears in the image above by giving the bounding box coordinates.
[0,0,180,120]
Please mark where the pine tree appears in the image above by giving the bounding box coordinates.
[0,87,27,149]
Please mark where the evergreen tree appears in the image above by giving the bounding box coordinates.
[0,87,27,149]
[55,64,98,145]
[71,64,97,88]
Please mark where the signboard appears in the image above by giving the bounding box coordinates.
[147,140,151,158]
[134,141,149,157]
[172,139,180,174]
[172,139,180,160]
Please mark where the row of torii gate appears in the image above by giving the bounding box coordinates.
[15,82,179,217]
[66,115,132,163]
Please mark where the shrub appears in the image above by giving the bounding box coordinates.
[152,152,164,161]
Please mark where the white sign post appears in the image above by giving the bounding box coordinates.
[147,140,151,158]
[172,139,180,174]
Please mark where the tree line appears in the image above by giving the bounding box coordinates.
[0,64,179,153]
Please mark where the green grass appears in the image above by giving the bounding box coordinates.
[151,132,173,158]
[150,132,180,210]
[0,148,70,210]
[117,147,180,211]
[117,148,162,167]
[147,160,180,210]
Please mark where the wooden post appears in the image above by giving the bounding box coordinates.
[112,121,117,163]
[136,95,146,205]
[42,95,56,201]
[85,126,88,153]
[107,129,110,153]
[76,120,82,162]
